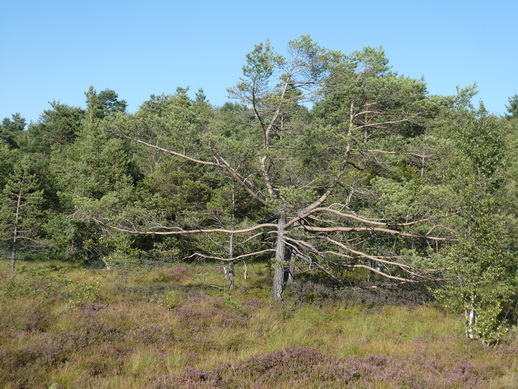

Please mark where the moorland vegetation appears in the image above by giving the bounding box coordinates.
[0,36,517,387]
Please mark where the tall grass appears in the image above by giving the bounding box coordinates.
[0,260,516,388]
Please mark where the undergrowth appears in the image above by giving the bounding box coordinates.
[0,260,516,388]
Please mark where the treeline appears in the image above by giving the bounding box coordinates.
[0,37,516,342]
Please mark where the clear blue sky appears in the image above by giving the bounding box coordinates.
[1,0,516,123]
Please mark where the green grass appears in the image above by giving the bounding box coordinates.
[0,259,516,388]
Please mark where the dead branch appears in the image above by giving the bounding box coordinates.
[285,236,417,283]
[92,217,276,236]
[298,225,453,241]
[184,249,275,262]
[352,148,432,159]
[322,237,435,280]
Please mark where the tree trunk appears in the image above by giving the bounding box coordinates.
[273,214,287,301]
[227,186,236,290]
[10,236,17,272]
[228,233,235,290]
[465,292,479,339]
[287,251,295,284]
[243,261,248,281]
[10,189,22,272]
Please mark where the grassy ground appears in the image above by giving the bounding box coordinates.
[0,260,516,388]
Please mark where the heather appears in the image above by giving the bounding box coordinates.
[0,261,516,388]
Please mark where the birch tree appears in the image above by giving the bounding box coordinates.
[433,108,517,343]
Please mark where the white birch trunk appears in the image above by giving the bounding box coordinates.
[465,292,479,339]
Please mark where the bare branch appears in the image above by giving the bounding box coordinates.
[323,236,435,280]
[298,207,387,226]
[352,148,432,159]
[259,155,277,198]
[298,225,453,241]
[217,156,268,205]
[354,118,412,130]
[236,231,276,247]
[119,132,222,167]
[338,263,417,283]
[285,240,342,283]
[291,207,448,229]
[92,218,276,236]
[119,130,268,206]
[286,237,417,283]
[185,249,275,262]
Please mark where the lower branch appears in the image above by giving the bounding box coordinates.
[284,240,342,284]
[92,217,276,236]
[299,225,453,241]
[286,236,427,283]
[184,249,275,262]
